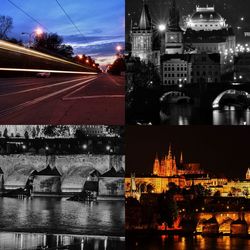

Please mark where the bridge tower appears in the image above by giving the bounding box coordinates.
[131,0,153,63]
[165,0,183,54]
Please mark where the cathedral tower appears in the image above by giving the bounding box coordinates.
[153,153,160,176]
[165,0,183,54]
[246,168,250,180]
[131,0,153,63]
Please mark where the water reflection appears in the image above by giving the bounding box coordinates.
[0,197,124,236]
[0,232,125,250]
[160,104,250,125]
[127,235,250,250]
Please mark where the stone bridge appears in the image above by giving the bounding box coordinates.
[0,154,124,190]
[183,82,250,109]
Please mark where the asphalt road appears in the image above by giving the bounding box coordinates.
[0,73,124,124]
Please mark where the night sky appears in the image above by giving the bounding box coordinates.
[1,0,124,65]
[126,0,250,36]
[126,126,250,179]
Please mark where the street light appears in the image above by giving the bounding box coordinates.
[158,24,166,32]
[116,45,122,52]
[82,144,87,150]
[21,27,43,48]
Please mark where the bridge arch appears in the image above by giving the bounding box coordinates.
[160,91,191,104]
[212,89,249,109]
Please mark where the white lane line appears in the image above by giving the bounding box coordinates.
[0,76,98,118]
[106,75,124,86]
[0,76,93,97]
[63,95,124,100]
[62,75,124,101]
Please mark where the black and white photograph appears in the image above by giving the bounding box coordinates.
[126,0,250,125]
[0,125,125,250]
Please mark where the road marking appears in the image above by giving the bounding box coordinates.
[0,76,93,97]
[0,76,98,118]
[62,75,124,100]
[106,74,124,86]
[63,95,124,100]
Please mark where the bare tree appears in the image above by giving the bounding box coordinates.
[0,15,13,39]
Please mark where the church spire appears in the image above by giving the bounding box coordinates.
[180,151,183,164]
[168,144,172,159]
[139,0,151,29]
[168,0,181,31]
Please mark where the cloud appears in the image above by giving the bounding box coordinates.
[64,34,124,65]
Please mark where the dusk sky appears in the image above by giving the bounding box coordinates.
[126,126,250,179]
[1,0,124,65]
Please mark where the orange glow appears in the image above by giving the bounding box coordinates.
[78,54,83,59]
[86,59,89,63]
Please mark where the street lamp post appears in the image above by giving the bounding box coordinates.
[21,28,43,48]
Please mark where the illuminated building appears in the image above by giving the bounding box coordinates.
[129,1,235,84]
[186,6,227,31]
[130,1,153,63]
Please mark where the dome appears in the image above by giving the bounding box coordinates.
[187,6,227,31]
[191,11,223,22]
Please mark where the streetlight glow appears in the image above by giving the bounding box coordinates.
[158,24,166,32]
[35,28,43,36]
[116,45,122,52]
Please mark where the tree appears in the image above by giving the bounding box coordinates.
[24,131,29,139]
[213,190,221,197]
[43,125,57,137]
[34,32,73,58]
[32,127,36,138]
[3,128,8,138]
[146,183,155,193]
[0,15,13,39]
[158,192,178,228]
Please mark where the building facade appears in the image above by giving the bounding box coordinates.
[129,1,236,85]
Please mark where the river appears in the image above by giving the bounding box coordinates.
[160,104,250,125]
[0,197,125,249]
[127,234,250,250]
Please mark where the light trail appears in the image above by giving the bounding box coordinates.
[0,40,95,71]
[0,76,98,118]
[0,68,97,75]
[0,76,94,97]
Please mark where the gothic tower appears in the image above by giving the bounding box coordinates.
[131,0,153,63]
[153,153,160,176]
[246,168,250,180]
[165,0,183,54]
[164,144,177,176]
